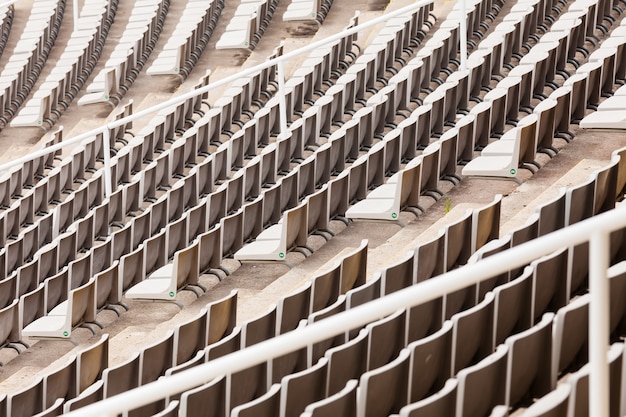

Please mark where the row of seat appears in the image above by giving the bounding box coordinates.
[78,0,170,105]
[1,238,366,415]
[215,0,280,51]
[0,4,14,60]
[0,0,65,128]
[11,0,118,128]
[579,16,626,127]
[1,289,237,416]
[147,0,224,80]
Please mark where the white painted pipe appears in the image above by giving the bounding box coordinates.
[459,0,468,71]
[73,0,78,33]
[277,59,288,133]
[589,230,610,417]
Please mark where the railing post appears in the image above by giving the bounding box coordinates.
[459,0,467,71]
[277,59,288,134]
[102,127,112,198]
[73,0,78,33]
[589,230,610,417]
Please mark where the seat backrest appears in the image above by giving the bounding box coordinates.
[103,352,141,398]
[8,378,45,417]
[381,250,415,296]
[283,201,309,257]
[174,307,208,366]
[552,294,589,381]
[443,209,473,273]
[536,188,566,237]
[408,320,453,403]
[77,334,109,395]
[593,155,619,215]
[366,309,407,371]
[277,282,312,335]
[415,230,445,283]
[310,258,341,314]
[140,330,176,384]
[531,247,569,323]
[566,177,595,226]
[505,313,554,408]
[174,239,200,290]
[0,298,19,348]
[399,378,457,417]
[339,239,368,294]
[452,287,495,370]
[493,266,533,345]
[44,356,77,408]
[94,261,121,311]
[231,383,281,417]
[178,375,226,417]
[471,194,502,254]
[144,229,167,276]
[565,342,624,417]
[198,225,223,276]
[120,244,145,294]
[325,328,369,397]
[398,158,422,215]
[456,345,508,417]
[524,383,571,417]
[280,357,328,417]
[301,379,358,417]
[207,289,238,345]
[358,348,411,417]
[515,113,539,170]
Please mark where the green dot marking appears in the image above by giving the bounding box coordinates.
[510,169,516,175]
[63,331,69,337]
[279,252,285,259]
[169,291,175,298]
[391,212,398,219]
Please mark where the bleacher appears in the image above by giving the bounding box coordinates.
[0,0,625,414]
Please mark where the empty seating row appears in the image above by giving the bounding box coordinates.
[0,0,64,127]
[147,0,224,79]
[215,0,279,51]
[0,4,14,59]
[79,0,170,105]
[11,0,118,128]
[579,16,626,127]
[2,290,236,416]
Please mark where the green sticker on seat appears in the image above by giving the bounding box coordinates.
[169,292,175,298]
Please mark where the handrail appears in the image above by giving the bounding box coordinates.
[64,205,626,416]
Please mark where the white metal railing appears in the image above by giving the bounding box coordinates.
[62,205,626,416]
[0,0,437,199]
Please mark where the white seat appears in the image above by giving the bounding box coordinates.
[580,110,626,129]
[462,114,538,179]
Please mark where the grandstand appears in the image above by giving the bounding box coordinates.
[0,0,625,414]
